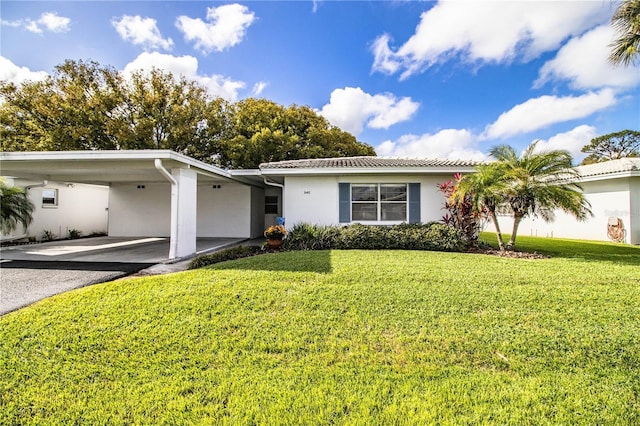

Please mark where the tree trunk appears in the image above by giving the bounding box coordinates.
[507,215,524,250]
[488,208,506,252]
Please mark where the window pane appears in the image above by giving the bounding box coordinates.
[265,204,278,214]
[265,196,278,204]
[380,184,407,201]
[381,203,406,221]
[352,185,378,202]
[352,203,378,221]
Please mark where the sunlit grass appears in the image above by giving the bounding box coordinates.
[1,237,639,424]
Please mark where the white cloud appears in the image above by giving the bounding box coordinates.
[122,52,245,101]
[483,89,617,140]
[252,81,268,96]
[531,125,597,162]
[372,0,607,79]
[535,25,640,90]
[2,12,71,34]
[112,15,174,51]
[319,87,419,135]
[376,129,487,161]
[0,56,48,85]
[37,12,71,33]
[176,4,255,53]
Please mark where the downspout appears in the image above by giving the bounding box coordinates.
[3,180,50,242]
[154,159,179,258]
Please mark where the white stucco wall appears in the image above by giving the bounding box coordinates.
[110,180,258,238]
[197,182,256,238]
[282,174,453,226]
[1,179,109,241]
[492,177,639,244]
[108,182,171,236]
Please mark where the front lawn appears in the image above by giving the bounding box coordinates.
[1,237,639,424]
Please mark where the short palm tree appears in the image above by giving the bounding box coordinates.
[451,163,510,251]
[1,179,35,235]
[491,142,592,250]
[609,0,640,67]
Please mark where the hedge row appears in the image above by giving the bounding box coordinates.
[282,222,466,252]
[187,244,262,270]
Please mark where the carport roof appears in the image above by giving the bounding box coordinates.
[0,150,262,186]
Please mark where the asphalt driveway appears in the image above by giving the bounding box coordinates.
[0,236,244,315]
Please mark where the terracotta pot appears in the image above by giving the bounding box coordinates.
[267,239,283,249]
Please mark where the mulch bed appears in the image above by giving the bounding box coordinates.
[466,246,549,259]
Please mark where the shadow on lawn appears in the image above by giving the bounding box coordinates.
[212,250,333,274]
[481,233,640,267]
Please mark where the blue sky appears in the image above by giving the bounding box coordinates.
[2,1,639,163]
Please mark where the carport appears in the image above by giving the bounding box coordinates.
[0,150,265,260]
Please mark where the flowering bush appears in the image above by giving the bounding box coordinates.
[264,225,287,240]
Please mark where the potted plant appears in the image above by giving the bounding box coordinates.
[264,225,287,249]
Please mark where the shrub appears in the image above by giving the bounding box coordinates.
[282,222,467,252]
[188,245,262,269]
[41,230,56,241]
[68,229,82,239]
[283,223,341,251]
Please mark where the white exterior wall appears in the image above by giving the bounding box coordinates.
[108,182,171,236]
[494,177,639,244]
[197,182,255,238]
[630,178,640,244]
[283,176,340,226]
[282,174,453,226]
[1,179,109,241]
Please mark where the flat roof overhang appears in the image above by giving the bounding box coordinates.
[0,150,262,186]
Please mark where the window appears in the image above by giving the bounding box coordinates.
[351,184,407,222]
[42,188,58,207]
[265,196,279,214]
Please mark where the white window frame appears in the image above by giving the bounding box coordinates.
[351,183,407,223]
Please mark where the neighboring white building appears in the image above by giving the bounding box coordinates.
[496,158,640,245]
[2,152,638,259]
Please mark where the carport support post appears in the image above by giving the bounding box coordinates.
[169,168,197,259]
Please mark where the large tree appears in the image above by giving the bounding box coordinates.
[0,60,125,151]
[1,179,35,235]
[580,130,640,165]
[1,60,375,168]
[492,142,592,250]
[214,99,375,169]
[609,0,640,67]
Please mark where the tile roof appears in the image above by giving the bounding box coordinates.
[576,157,640,178]
[259,156,481,169]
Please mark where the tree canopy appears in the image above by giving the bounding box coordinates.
[580,130,640,165]
[0,59,375,168]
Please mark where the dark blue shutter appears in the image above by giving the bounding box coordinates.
[408,183,420,224]
[339,183,350,223]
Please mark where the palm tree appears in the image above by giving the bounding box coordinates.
[490,142,592,250]
[451,163,510,251]
[1,179,35,235]
[609,0,640,67]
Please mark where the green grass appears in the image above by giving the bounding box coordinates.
[1,236,639,425]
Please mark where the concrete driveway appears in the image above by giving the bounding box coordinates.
[0,236,244,315]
